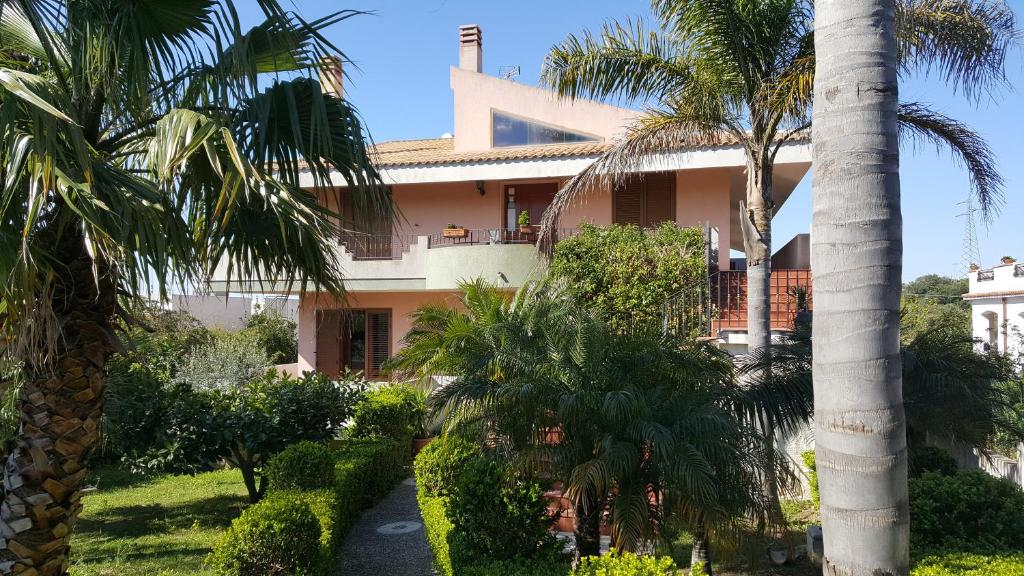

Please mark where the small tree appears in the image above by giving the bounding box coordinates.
[244,307,299,364]
[209,370,364,503]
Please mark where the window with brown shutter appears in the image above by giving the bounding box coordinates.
[315,309,391,379]
[613,171,676,227]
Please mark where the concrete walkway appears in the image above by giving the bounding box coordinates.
[337,478,437,576]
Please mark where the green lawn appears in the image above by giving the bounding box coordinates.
[70,469,248,576]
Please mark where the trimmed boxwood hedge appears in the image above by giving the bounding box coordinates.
[209,436,410,576]
[912,553,1024,576]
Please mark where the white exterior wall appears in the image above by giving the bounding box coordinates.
[169,294,298,332]
[965,262,1024,358]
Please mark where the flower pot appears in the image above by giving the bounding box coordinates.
[412,436,434,456]
[519,225,537,235]
[768,546,788,565]
[1002,257,1016,265]
[969,263,980,271]
[442,227,468,238]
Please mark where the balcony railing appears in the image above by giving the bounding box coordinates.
[340,233,419,260]
[977,269,995,282]
[712,269,812,334]
[427,228,578,249]
[1015,263,1024,278]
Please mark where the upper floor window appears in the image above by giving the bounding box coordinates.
[492,111,599,147]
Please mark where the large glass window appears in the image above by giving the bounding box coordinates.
[492,111,599,147]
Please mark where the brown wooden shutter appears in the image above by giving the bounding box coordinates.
[316,310,342,379]
[643,171,675,226]
[613,176,644,225]
[366,311,391,379]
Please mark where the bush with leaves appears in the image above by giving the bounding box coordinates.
[101,306,214,469]
[447,456,558,567]
[414,434,478,498]
[909,446,958,478]
[243,307,298,364]
[210,370,363,502]
[910,470,1024,554]
[350,383,424,440]
[801,450,819,509]
[549,222,706,329]
[207,491,322,576]
[574,550,676,575]
[175,331,271,392]
[266,441,336,491]
[911,553,1024,576]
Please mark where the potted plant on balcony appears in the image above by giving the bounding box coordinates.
[517,210,537,234]
[1001,256,1016,265]
[442,223,468,238]
[969,263,980,271]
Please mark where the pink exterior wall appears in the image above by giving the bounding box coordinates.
[676,168,733,271]
[391,181,503,234]
[451,67,641,152]
[297,290,466,373]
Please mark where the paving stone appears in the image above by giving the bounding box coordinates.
[338,479,436,575]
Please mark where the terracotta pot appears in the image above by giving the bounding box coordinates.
[1002,257,1016,265]
[412,436,434,456]
[442,227,468,238]
[518,225,535,234]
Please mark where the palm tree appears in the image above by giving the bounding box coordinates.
[389,281,797,571]
[538,0,1013,357]
[0,2,391,572]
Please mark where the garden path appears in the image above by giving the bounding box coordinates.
[337,478,437,575]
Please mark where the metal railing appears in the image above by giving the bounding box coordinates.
[978,269,995,282]
[426,228,578,249]
[713,269,812,334]
[1015,263,1024,278]
[340,233,419,260]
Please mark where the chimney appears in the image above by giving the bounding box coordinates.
[318,55,343,98]
[458,24,482,73]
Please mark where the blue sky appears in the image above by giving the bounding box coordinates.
[258,1,1022,281]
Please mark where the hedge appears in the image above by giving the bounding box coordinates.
[417,491,570,576]
[912,553,1024,576]
[209,437,410,575]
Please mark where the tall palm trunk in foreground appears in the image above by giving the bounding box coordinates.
[0,230,116,575]
[812,1,909,574]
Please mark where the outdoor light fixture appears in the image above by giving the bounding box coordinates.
[476,180,486,196]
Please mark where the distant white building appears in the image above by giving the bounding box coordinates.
[964,258,1024,359]
[168,293,298,332]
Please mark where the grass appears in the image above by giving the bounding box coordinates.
[70,468,249,576]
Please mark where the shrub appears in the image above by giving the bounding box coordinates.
[207,493,322,576]
[550,222,706,330]
[244,307,298,364]
[912,553,1024,576]
[210,370,364,502]
[910,470,1024,554]
[266,441,336,491]
[414,434,478,498]
[574,550,677,575]
[175,331,270,392]
[801,449,819,509]
[418,492,454,576]
[350,383,424,440]
[447,457,558,567]
[909,445,958,478]
[332,437,410,522]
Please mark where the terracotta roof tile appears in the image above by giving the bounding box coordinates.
[369,132,809,168]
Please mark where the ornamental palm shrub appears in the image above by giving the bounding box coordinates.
[392,280,795,563]
[0,1,392,569]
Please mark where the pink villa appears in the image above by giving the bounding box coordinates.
[214,25,813,379]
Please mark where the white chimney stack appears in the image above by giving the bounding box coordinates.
[458,24,482,73]
[318,55,343,97]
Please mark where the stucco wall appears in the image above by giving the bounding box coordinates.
[451,67,640,153]
[967,263,1024,357]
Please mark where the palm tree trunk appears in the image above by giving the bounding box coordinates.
[812,1,910,575]
[742,156,773,357]
[574,500,603,558]
[0,232,116,575]
[690,524,713,575]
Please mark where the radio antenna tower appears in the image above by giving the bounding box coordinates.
[957,195,981,272]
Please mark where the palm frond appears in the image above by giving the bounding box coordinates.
[898,101,1003,219]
